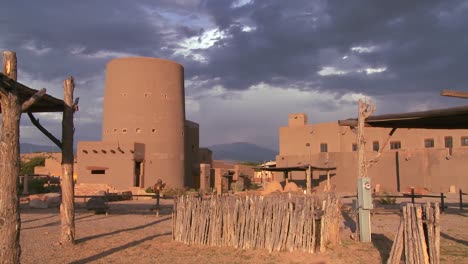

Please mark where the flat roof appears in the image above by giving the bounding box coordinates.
[338,105,468,129]
[0,73,64,113]
[254,164,336,172]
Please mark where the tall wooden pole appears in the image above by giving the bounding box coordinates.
[60,77,76,244]
[357,98,375,243]
[0,51,21,263]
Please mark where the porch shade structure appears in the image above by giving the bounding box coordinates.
[338,105,468,129]
[1,50,77,264]
[0,73,64,113]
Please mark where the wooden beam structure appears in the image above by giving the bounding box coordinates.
[0,50,77,263]
[0,51,48,263]
[338,105,468,129]
[60,77,77,244]
[440,89,468,99]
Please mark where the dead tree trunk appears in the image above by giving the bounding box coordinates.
[357,99,375,178]
[60,77,76,244]
[0,51,21,263]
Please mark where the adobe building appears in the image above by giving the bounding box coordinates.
[77,57,200,190]
[276,113,468,193]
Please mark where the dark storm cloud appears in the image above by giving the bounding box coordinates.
[190,0,468,96]
[0,0,195,81]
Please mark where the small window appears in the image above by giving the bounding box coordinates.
[390,141,401,150]
[152,128,156,133]
[352,143,357,152]
[92,150,98,154]
[122,128,127,134]
[373,141,380,152]
[82,150,88,154]
[445,136,453,148]
[91,170,106,175]
[461,137,468,146]
[320,143,328,153]
[424,138,434,148]
[136,128,141,133]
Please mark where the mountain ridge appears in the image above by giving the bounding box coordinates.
[207,142,277,163]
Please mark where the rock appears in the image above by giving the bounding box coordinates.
[86,197,109,214]
[284,182,300,192]
[29,198,48,209]
[95,190,107,196]
[44,193,61,208]
[120,191,133,200]
[262,181,283,195]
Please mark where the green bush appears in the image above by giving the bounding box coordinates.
[20,157,46,176]
[28,178,48,194]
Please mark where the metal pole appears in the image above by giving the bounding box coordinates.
[411,188,415,204]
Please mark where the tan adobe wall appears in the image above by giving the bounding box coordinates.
[198,148,213,167]
[77,141,145,190]
[288,113,308,127]
[277,113,468,193]
[78,57,187,189]
[185,120,200,188]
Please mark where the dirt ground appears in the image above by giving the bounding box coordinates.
[19,194,467,264]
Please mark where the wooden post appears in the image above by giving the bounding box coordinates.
[460,189,463,210]
[357,98,375,243]
[0,50,21,263]
[440,193,445,213]
[22,175,29,195]
[60,77,76,244]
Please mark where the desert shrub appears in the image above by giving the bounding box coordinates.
[145,187,155,193]
[378,192,396,205]
[230,181,244,192]
[161,188,186,198]
[247,183,261,190]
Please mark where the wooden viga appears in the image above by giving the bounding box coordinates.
[172,193,342,253]
[387,202,440,264]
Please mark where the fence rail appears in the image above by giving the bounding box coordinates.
[342,189,447,212]
[460,189,468,210]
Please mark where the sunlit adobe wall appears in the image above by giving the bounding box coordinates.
[101,57,186,188]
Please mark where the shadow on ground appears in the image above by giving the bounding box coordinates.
[76,216,170,243]
[371,233,393,264]
[70,231,171,264]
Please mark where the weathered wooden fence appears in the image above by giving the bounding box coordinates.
[387,203,440,264]
[172,193,341,253]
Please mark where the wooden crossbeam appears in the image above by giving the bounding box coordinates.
[441,90,468,99]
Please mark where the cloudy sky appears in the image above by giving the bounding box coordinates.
[1,0,467,151]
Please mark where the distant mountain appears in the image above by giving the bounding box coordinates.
[20,143,60,154]
[207,142,277,163]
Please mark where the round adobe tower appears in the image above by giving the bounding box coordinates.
[101,57,185,188]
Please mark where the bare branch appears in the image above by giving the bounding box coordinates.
[21,88,46,112]
[27,111,63,150]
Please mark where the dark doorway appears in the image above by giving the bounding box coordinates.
[134,161,142,187]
